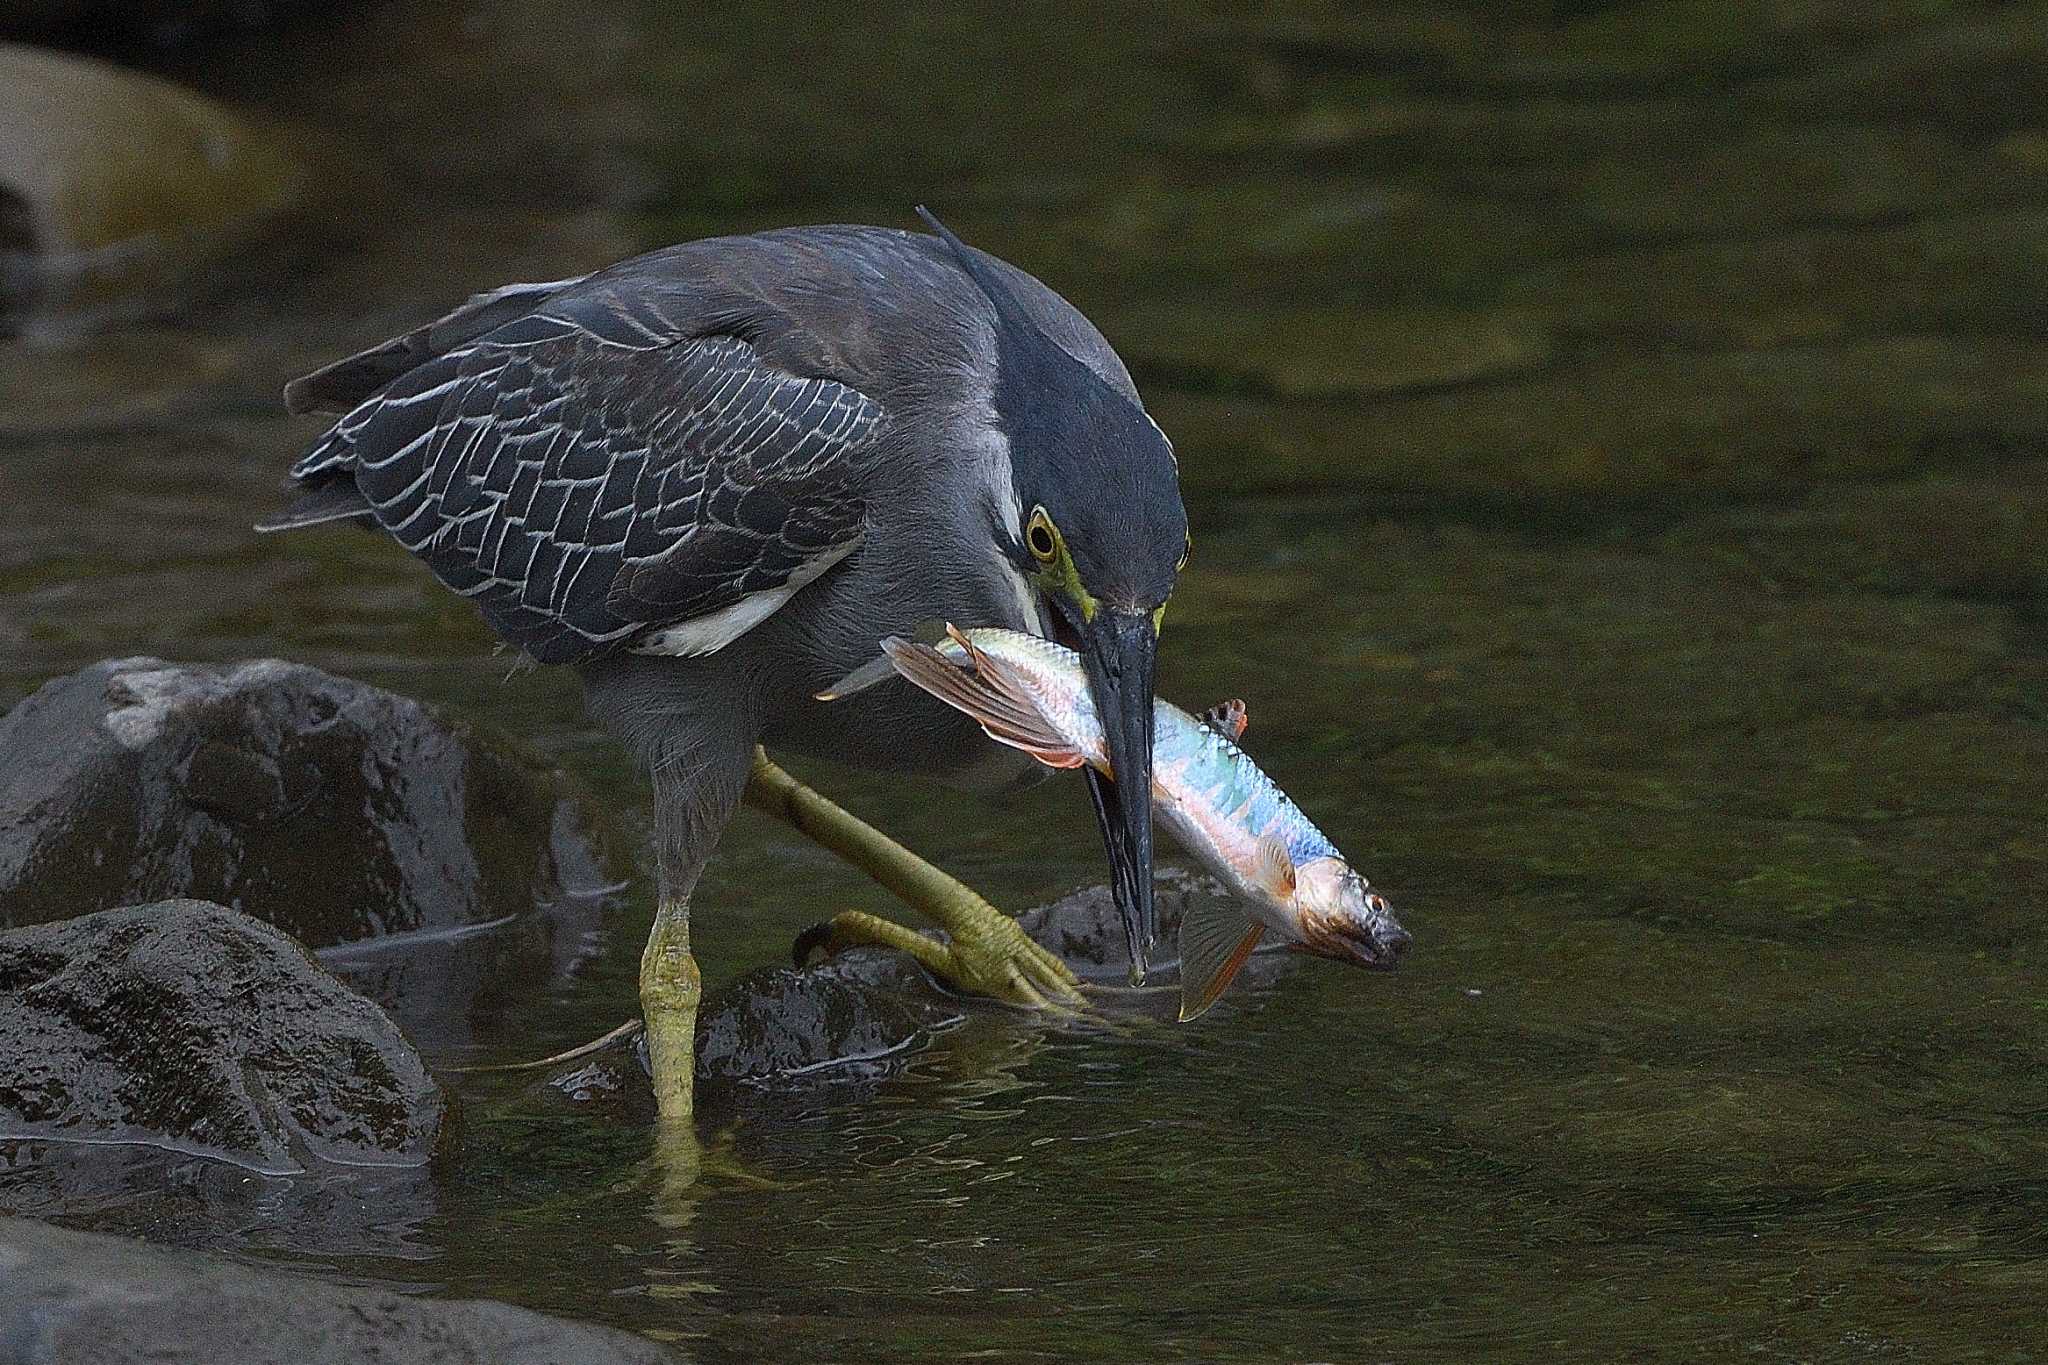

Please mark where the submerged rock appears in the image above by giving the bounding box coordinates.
[0,43,305,335]
[0,1215,681,1365]
[1017,865,1291,985]
[0,1138,439,1262]
[544,869,1294,1112]
[695,948,960,1084]
[0,654,624,948]
[0,900,440,1175]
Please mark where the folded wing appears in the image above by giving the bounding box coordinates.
[267,285,887,665]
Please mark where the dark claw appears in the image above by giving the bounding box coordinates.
[791,920,838,967]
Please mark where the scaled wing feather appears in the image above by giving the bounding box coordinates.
[280,292,886,665]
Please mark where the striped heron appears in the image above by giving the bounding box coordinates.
[261,210,1189,1122]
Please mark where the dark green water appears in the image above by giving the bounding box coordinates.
[5,2,2047,1359]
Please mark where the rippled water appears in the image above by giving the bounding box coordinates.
[5,1,2047,1360]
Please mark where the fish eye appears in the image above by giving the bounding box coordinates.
[1026,506,1058,563]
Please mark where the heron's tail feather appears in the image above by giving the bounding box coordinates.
[254,477,375,533]
[284,276,586,415]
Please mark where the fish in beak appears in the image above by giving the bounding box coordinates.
[1078,606,1159,984]
[857,625,1409,1020]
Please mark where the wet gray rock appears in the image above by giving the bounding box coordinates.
[544,949,960,1122]
[545,869,1294,1112]
[0,654,623,948]
[0,900,440,1175]
[0,1215,682,1365]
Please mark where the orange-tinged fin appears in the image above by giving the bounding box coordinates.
[1252,835,1298,899]
[881,636,1085,769]
[1201,698,1248,741]
[1177,892,1265,1022]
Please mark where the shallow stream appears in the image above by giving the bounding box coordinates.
[4,3,2046,1359]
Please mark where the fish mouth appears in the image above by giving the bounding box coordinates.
[1295,892,1412,969]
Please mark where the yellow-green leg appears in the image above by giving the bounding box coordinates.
[744,748,1082,1008]
[640,896,701,1122]
[639,732,751,1130]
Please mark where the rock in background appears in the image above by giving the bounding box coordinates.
[0,41,306,336]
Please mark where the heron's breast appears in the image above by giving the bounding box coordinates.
[756,662,1050,791]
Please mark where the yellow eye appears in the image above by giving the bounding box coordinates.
[1026,506,1058,563]
[1176,533,1191,572]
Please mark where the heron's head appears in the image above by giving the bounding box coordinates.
[918,207,1188,984]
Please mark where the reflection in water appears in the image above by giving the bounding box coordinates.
[3,0,2047,1360]
[318,887,616,1055]
[0,1140,439,1268]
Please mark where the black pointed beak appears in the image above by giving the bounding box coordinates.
[1079,607,1158,985]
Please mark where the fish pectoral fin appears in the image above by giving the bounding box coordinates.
[1177,895,1265,1022]
[1252,836,1298,899]
[882,636,1085,769]
[1200,699,1248,741]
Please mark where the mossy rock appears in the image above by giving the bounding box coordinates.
[0,42,305,331]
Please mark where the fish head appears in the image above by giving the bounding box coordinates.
[1289,856,1410,968]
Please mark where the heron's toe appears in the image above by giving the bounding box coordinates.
[954,915,1084,1010]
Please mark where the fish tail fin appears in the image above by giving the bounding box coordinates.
[882,633,1086,770]
[1177,893,1265,1022]
[815,621,960,701]
[815,654,900,701]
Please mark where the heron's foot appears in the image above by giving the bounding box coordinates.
[646,1122,813,1204]
[745,748,1083,1009]
[804,907,1083,1010]
[699,1125,810,1191]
